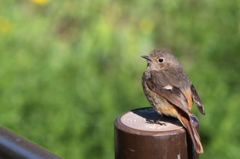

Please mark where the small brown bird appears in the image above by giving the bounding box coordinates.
[141,49,205,153]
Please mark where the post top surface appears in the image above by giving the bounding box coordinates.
[120,107,183,132]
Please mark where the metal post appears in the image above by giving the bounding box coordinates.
[114,107,198,159]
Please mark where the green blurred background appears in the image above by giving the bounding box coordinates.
[1,0,240,158]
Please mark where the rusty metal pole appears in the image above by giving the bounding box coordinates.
[114,107,198,159]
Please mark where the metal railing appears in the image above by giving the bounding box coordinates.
[0,126,62,159]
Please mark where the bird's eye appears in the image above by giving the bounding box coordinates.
[158,58,164,62]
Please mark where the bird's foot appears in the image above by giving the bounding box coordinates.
[146,116,166,126]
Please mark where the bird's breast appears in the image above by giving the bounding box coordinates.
[142,79,178,117]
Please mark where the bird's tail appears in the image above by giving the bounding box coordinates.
[179,114,203,153]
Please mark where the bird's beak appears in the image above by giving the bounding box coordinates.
[141,55,151,61]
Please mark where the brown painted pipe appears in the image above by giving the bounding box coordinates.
[114,107,198,159]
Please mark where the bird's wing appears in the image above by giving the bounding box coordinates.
[191,84,205,115]
[146,71,190,115]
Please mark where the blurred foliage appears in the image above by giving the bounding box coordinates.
[0,0,240,158]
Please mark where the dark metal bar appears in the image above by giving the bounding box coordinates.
[0,126,62,159]
[114,107,198,159]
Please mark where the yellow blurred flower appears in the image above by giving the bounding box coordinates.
[30,0,49,5]
[139,18,155,35]
[0,16,11,34]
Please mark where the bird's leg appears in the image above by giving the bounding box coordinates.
[147,115,166,126]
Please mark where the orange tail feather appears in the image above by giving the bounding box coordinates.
[180,114,203,153]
